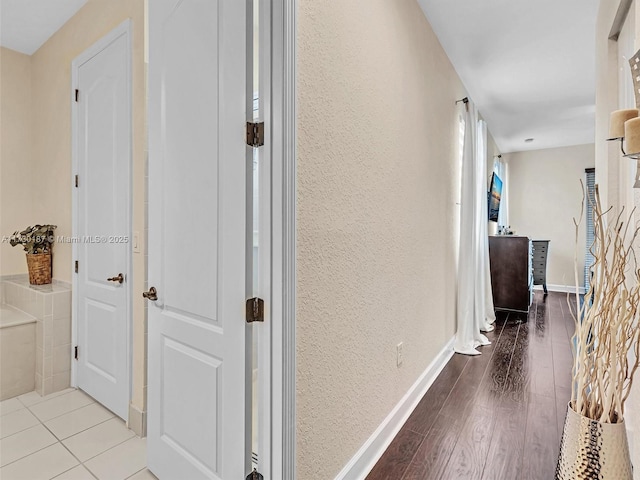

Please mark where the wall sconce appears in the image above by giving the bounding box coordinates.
[608,109,638,149]
[608,108,640,188]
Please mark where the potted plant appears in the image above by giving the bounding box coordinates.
[9,225,57,285]
[556,185,639,479]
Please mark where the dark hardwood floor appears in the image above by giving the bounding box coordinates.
[366,291,576,480]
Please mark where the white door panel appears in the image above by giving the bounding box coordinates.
[147,0,251,478]
[74,24,131,421]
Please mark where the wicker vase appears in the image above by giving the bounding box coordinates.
[556,402,632,479]
[26,253,52,285]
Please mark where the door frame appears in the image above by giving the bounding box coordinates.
[261,0,296,477]
[70,19,133,419]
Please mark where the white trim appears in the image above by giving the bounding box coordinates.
[247,0,258,470]
[257,0,273,475]
[335,337,456,480]
[128,402,146,437]
[268,0,297,478]
[533,284,586,295]
[70,19,133,420]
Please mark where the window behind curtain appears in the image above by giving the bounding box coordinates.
[585,168,596,291]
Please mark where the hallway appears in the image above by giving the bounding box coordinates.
[367,291,574,479]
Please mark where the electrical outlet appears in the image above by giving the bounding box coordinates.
[133,231,140,253]
[397,342,403,367]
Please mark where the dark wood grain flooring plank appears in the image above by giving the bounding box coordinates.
[528,349,555,398]
[438,404,497,480]
[481,401,527,480]
[440,324,506,419]
[521,393,559,480]
[402,412,466,480]
[527,299,538,320]
[526,317,555,400]
[503,322,529,405]
[550,313,570,345]
[535,297,550,325]
[559,292,580,318]
[476,319,519,408]
[552,341,573,388]
[403,354,469,435]
[370,292,576,479]
[532,317,552,344]
[532,300,553,347]
[365,428,424,480]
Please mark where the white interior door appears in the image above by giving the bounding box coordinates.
[147,1,251,479]
[73,22,132,421]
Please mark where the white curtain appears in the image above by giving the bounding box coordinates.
[455,105,496,356]
[494,158,509,229]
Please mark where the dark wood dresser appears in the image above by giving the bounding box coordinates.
[488,236,532,313]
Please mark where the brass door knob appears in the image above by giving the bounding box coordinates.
[143,287,158,301]
[107,273,124,284]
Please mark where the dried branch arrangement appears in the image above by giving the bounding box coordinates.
[571,183,640,423]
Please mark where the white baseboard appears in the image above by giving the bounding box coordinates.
[334,336,456,480]
[533,284,586,295]
[128,403,146,437]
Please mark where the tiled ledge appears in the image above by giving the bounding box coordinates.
[1,275,72,396]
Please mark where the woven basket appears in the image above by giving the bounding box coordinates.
[26,253,52,285]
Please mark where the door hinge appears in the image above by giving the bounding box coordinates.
[75,174,79,188]
[74,346,79,360]
[246,469,264,480]
[246,121,264,147]
[246,297,264,323]
[75,89,79,102]
[75,260,79,273]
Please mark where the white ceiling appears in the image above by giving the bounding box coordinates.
[0,0,88,55]
[0,0,599,153]
[418,0,599,153]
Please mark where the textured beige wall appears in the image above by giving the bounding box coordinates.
[487,132,501,175]
[297,0,467,477]
[0,48,35,275]
[506,144,594,289]
[29,0,147,412]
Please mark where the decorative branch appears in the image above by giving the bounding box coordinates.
[570,183,640,423]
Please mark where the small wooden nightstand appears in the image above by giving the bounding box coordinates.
[532,240,550,295]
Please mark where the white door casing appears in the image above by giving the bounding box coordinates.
[618,4,636,212]
[147,1,251,479]
[72,21,132,421]
[263,0,297,476]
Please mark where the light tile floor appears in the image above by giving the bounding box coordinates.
[0,389,157,480]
